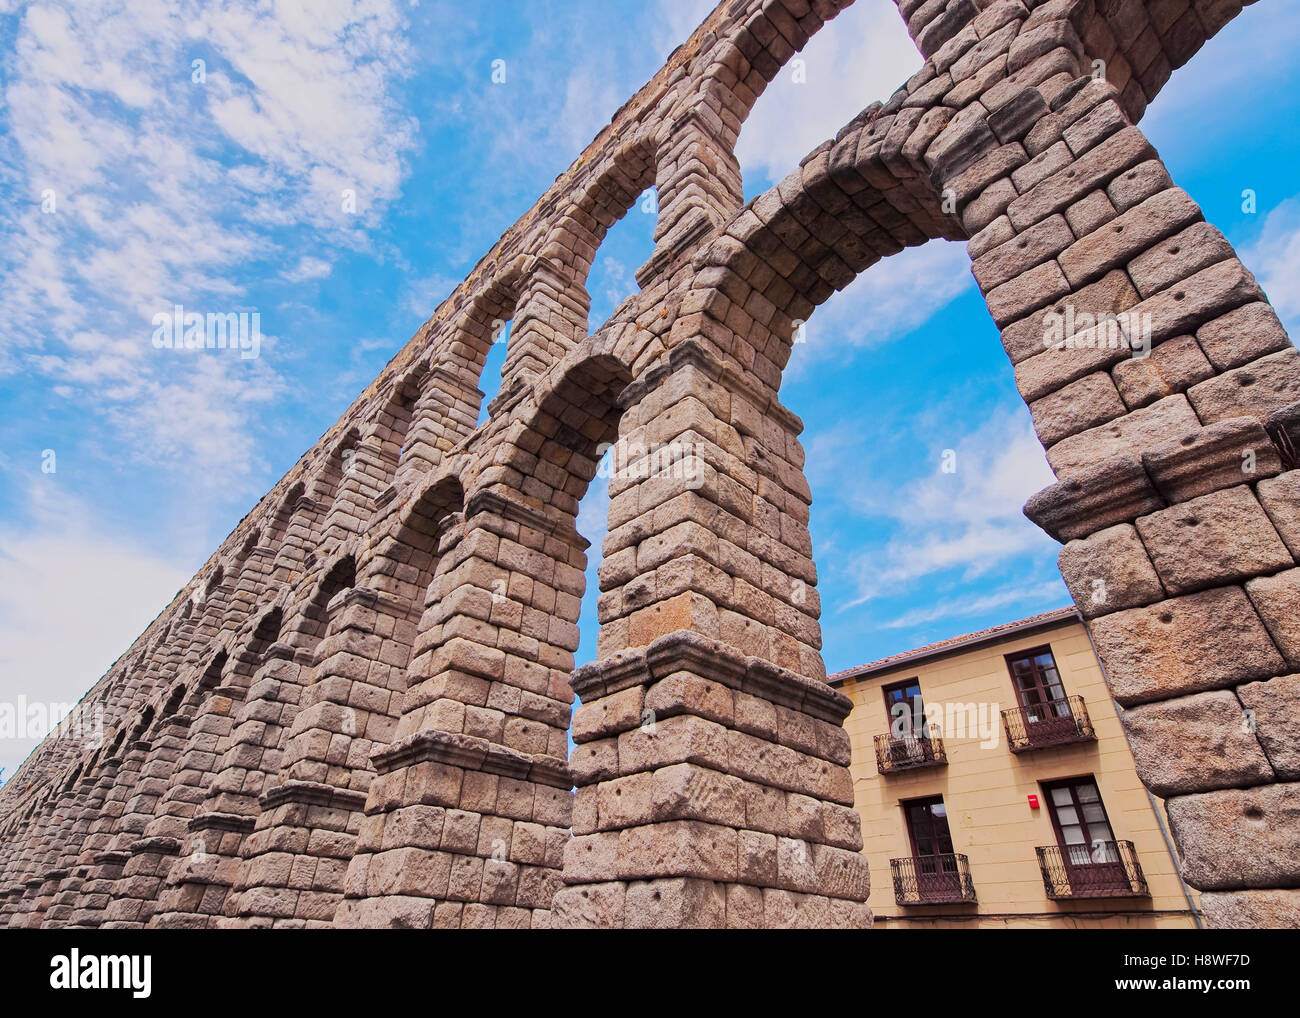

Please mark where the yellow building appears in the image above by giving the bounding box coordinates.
[831,607,1202,929]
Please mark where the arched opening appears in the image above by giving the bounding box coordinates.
[130,706,155,742]
[732,0,922,201]
[102,728,125,764]
[477,339,508,425]
[156,684,185,726]
[312,430,362,512]
[266,482,305,551]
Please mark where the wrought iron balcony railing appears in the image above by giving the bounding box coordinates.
[1002,695,1095,753]
[874,730,947,774]
[1036,840,1149,899]
[891,853,977,905]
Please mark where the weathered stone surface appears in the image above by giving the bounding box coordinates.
[986,258,1070,326]
[972,213,1073,293]
[1199,889,1300,929]
[1001,267,1139,366]
[1057,523,1164,619]
[1007,126,1156,231]
[1129,258,1263,351]
[1257,470,1300,558]
[1057,187,1202,288]
[1119,691,1273,797]
[1188,348,1300,424]
[1135,486,1292,595]
[1106,158,1173,212]
[624,877,725,929]
[1128,221,1235,299]
[1046,394,1199,478]
[1245,569,1300,668]
[1064,188,1117,236]
[1237,674,1300,781]
[1195,301,1292,372]
[1141,417,1282,503]
[1166,783,1300,890]
[1029,372,1126,446]
[1089,587,1285,706]
[1111,335,1214,409]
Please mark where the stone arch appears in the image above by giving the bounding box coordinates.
[394,275,524,489]
[499,144,657,402]
[266,481,305,550]
[131,705,156,742]
[37,719,133,927]
[536,136,658,314]
[653,0,1299,927]
[150,557,356,927]
[685,100,964,391]
[309,430,363,513]
[226,477,470,927]
[10,0,1299,932]
[648,0,866,267]
[188,646,233,708]
[332,348,635,929]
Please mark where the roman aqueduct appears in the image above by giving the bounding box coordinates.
[1,0,1296,928]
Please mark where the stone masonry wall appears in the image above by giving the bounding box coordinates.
[1,0,1295,929]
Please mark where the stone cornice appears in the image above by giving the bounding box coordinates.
[186,811,256,835]
[466,488,588,550]
[572,630,852,725]
[371,729,571,790]
[126,836,182,857]
[259,779,368,813]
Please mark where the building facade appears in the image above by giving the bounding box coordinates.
[832,608,1201,929]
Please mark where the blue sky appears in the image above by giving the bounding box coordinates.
[1,0,1298,775]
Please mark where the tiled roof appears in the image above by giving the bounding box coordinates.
[826,605,1081,686]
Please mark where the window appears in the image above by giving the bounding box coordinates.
[882,678,923,737]
[1006,646,1067,711]
[875,678,945,772]
[904,796,954,859]
[1036,777,1147,898]
[1002,645,1095,750]
[1044,777,1120,867]
[899,795,968,902]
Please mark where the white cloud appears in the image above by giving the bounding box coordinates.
[284,256,333,283]
[837,411,1058,610]
[736,0,922,187]
[0,0,419,488]
[1241,196,1300,334]
[879,580,1068,629]
[787,240,974,377]
[647,0,716,63]
[402,271,460,317]
[0,486,191,779]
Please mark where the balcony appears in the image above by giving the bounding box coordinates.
[891,853,977,905]
[1036,841,1149,899]
[874,731,947,774]
[1002,695,1095,753]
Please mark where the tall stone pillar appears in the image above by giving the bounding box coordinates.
[149,642,299,927]
[552,342,869,927]
[98,714,195,928]
[40,752,124,926]
[393,366,484,487]
[66,737,153,927]
[335,491,580,929]
[500,258,590,394]
[641,109,745,285]
[917,0,1300,926]
[226,589,404,927]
